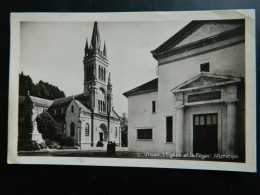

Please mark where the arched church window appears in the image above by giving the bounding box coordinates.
[102,67,104,81]
[100,67,102,80]
[103,67,105,81]
[71,105,74,113]
[99,66,101,79]
[85,123,89,136]
[101,66,103,80]
[98,100,100,111]
[103,101,105,112]
[115,127,117,138]
[70,122,75,136]
[104,68,106,81]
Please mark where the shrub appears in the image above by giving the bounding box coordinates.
[36,112,62,141]
[96,141,104,147]
[59,136,74,146]
[18,98,33,151]
[53,133,64,143]
[39,142,47,149]
[31,141,41,150]
[18,140,40,151]
[45,139,55,146]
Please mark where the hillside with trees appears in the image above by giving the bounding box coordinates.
[19,72,65,100]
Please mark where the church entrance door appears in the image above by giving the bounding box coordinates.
[99,132,103,142]
[193,113,218,154]
[99,123,108,142]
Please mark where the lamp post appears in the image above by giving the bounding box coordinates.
[119,126,121,147]
[77,120,81,150]
[89,81,96,147]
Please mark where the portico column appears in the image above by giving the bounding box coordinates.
[175,105,185,154]
[226,100,238,154]
[174,92,185,154]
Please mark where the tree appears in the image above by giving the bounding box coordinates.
[19,72,35,96]
[19,73,66,100]
[36,112,62,141]
[18,97,34,151]
[120,112,128,147]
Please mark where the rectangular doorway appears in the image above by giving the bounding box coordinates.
[193,113,218,154]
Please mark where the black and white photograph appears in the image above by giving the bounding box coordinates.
[8,10,256,172]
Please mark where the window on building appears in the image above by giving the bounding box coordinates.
[54,109,56,115]
[200,62,210,72]
[99,66,101,79]
[152,101,156,113]
[101,67,103,81]
[98,100,105,112]
[71,105,74,113]
[85,123,89,136]
[103,101,105,112]
[103,68,105,81]
[137,129,152,140]
[70,122,75,136]
[61,107,63,114]
[166,116,173,142]
[115,127,117,138]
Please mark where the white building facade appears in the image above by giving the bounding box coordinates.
[19,22,121,149]
[124,20,245,157]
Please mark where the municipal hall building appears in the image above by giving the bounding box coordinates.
[124,19,245,157]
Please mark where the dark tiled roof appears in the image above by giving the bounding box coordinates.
[50,93,92,112]
[75,100,91,113]
[112,108,120,119]
[29,96,53,107]
[123,78,158,97]
[51,93,82,107]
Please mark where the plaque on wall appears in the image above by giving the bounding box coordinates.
[188,91,221,103]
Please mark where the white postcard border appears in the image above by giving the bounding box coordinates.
[8,10,257,172]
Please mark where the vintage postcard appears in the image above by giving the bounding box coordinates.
[8,10,257,172]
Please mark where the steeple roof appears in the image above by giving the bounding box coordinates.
[103,41,107,57]
[108,73,112,87]
[84,38,89,54]
[84,22,108,59]
[91,22,101,50]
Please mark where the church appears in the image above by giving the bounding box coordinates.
[20,22,121,149]
[123,19,245,159]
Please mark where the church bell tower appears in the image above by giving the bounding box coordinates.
[83,22,111,113]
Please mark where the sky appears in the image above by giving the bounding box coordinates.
[20,20,189,115]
